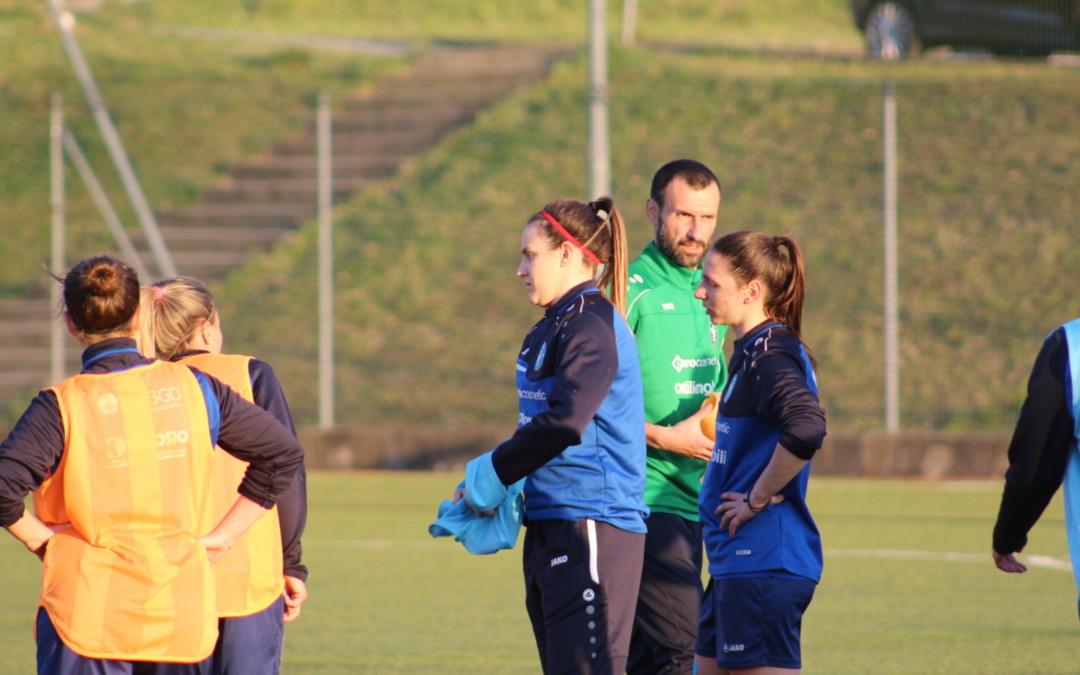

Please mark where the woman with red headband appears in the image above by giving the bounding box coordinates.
[454,196,648,673]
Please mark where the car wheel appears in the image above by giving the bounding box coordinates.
[864,1,921,60]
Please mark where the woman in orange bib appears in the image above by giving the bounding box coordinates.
[0,256,304,675]
[139,276,308,675]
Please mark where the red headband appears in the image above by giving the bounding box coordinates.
[539,210,601,266]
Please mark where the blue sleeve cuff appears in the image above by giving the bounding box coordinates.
[465,451,510,512]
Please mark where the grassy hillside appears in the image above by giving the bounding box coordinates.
[124,0,862,52]
[1,0,857,291]
[215,49,1080,432]
[0,1,401,293]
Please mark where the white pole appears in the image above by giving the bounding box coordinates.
[883,80,900,432]
[588,0,611,199]
[621,0,638,45]
[50,93,66,384]
[64,131,152,282]
[317,91,335,429]
[43,0,177,278]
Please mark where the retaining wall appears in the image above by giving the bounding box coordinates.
[299,426,1013,478]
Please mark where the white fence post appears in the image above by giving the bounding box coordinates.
[588,0,611,199]
[317,91,335,429]
[621,0,638,45]
[50,93,66,384]
[883,80,900,432]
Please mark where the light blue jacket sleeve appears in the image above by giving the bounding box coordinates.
[463,451,511,511]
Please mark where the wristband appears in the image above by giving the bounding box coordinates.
[744,494,765,513]
[218,531,234,549]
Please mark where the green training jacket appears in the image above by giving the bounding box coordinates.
[626,241,728,521]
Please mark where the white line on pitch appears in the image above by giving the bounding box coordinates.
[827,548,1072,571]
[307,539,443,549]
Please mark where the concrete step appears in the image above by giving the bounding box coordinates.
[271,129,449,157]
[130,226,297,254]
[65,248,246,282]
[0,317,80,351]
[369,71,549,90]
[170,252,255,279]
[156,203,314,230]
[338,79,536,111]
[409,45,567,75]
[0,318,55,347]
[0,346,83,370]
[312,107,476,134]
[229,155,406,181]
[201,178,369,205]
[0,298,52,321]
[0,371,54,392]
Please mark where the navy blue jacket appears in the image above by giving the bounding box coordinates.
[700,321,826,581]
[992,325,1075,556]
[492,282,648,533]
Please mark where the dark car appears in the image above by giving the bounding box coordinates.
[852,0,1080,59]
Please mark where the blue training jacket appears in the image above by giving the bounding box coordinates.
[1060,319,1080,592]
[490,282,648,534]
[700,321,826,581]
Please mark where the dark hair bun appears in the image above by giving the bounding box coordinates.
[64,255,141,335]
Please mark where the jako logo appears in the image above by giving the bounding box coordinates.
[550,555,568,567]
[723,644,746,653]
[671,355,721,373]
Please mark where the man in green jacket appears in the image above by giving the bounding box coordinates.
[626,159,727,674]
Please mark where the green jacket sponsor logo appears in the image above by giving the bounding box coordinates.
[671,355,721,372]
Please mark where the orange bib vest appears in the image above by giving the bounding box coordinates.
[34,360,218,662]
[181,353,285,617]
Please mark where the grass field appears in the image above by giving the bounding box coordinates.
[0,472,1073,673]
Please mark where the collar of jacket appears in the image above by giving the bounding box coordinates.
[635,240,702,288]
[80,337,148,373]
[544,280,600,318]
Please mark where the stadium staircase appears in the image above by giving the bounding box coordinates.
[0,44,568,411]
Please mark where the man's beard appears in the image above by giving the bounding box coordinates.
[657,223,707,269]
